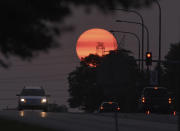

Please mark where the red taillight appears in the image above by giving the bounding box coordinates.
[117,107,120,111]
[154,87,158,90]
[168,98,172,104]
[108,101,113,104]
[173,111,176,116]
[100,106,104,110]
[142,97,145,103]
[146,110,150,115]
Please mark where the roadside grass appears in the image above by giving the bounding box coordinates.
[0,118,58,131]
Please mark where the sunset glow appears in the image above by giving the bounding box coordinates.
[76,28,118,60]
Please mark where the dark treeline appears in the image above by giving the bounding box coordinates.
[162,42,180,112]
[68,50,144,112]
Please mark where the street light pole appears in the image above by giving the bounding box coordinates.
[154,0,162,85]
[111,9,145,70]
[116,20,150,52]
[110,30,141,71]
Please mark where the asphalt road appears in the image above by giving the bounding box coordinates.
[0,110,178,131]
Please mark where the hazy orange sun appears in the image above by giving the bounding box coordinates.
[76,28,118,60]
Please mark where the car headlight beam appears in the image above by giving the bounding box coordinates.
[20,98,26,103]
[41,98,47,103]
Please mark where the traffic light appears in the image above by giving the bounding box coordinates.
[146,52,152,65]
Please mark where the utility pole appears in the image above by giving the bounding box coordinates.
[154,0,162,85]
[111,9,145,70]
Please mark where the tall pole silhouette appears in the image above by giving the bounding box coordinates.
[154,0,162,85]
[116,20,150,52]
[110,30,141,71]
[111,9,145,70]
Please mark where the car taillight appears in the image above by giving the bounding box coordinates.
[100,106,104,110]
[146,110,150,115]
[117,107,120,111]
[168,98,172,104]
[173,111,176,116]
[108,101,113,104]
[142,97,145,103]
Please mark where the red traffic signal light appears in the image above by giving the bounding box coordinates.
[146,53,151,58]
[146,52,152,65]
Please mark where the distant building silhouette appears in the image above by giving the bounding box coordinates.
[96,42,105,56]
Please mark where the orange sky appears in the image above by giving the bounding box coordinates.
[76,28,118,59]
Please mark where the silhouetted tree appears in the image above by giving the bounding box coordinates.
[80,54,103,67]
[68,50,140,112]
[163,42,180,112]
[97,50,139,112]
[0,0,154,67]
[164,42,180,93]
[68,54,103,112]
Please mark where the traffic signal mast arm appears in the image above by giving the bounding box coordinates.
[136,59,180,64]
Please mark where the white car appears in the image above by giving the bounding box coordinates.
[16,86,49,112]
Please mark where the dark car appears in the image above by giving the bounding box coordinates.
[138,87,173,113]
[16,86,50,112]
[99,101,120,113]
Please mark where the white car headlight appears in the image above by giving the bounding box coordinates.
[20,98,26,103]
[41,98,47,103]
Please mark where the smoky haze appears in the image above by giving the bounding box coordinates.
[0,0,180,110]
